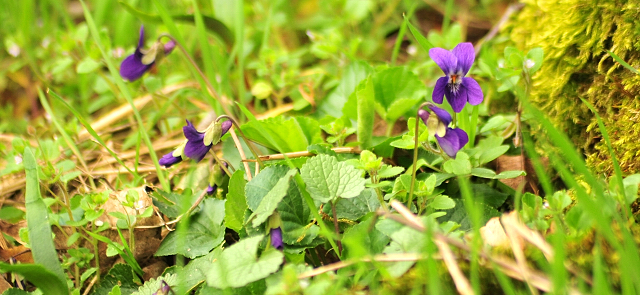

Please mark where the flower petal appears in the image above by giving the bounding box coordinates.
[159,152,182,168]
[462,77,483,105]
[452,42,475,75]
[437,128,468,158]
[432,76,448,104]
[429,48,457,75]
[119,53,152,81]
[428,105,452,126]
[270,227,284,250]
[137,26,145,49]
[418,109,430,126]
[183,120,211,162]
[446,84,467,113]
[221,120,233,135]
[163,40,176,54]
[206,185,217,196]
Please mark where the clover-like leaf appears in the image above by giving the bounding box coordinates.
[300,154,366,203]
[206,235,283,289]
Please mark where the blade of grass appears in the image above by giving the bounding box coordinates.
[404,13,434,53]
[23,147,68,290]
[391,3,417,65]
[607,50,640,75]
[522,129,553,196]
[457,176,481,294]
[85,230,144,278]
[581,98,626,209]
[38,88,96,189]
[49,90,137,177]
[79,0,169,190]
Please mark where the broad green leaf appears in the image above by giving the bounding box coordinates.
[471,168,525,180]
[155,199,226,258]
[320,61,373,118]
[525,47,544,74]
[278,178,319,245]
[131,273,177,295]
[0,263,68,295]
[206,235,283,289]
[442,152,472,175]
[76,57,101,74]
[342,217,389,259]
[478,145,510,165]
[151,189,198,219]
[377,165,404,179]
[241,116,321,153]
[356,77,375,149]
[90,264,140,295]
[248,169,297,227]
[371,67,426,120]
[384,97,422,124]
[300,154,366,203]
[226,170,248,232]
[0,206,25,223]
[429,195,455,210]
[437,199,500,231]
[453,183,509,209]
[322,188,380,220]
[118,1,234,46]
[23,147,67,288]
[245,166,291,211]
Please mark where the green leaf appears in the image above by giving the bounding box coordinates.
[438,199,500,231]
[151,190,198,219]
[155,199,226,258]
[278,178,319,246]
[300,154,366,203]
[246,166,291,211]
[23,147,67,288]
[206,235,283,289]
[478,145,509,165]
[442,152,472,175]
[404,15,434,52]
[76,57,101,74]
[377,165,404,179]
[241,116,321,153]
[91,264,140,295]
[118,1,234,46]
[525,47,544,74]
[0,206,25,223]
[607,50,639,75]
[131,273,177,295]
[342,217,390,259]
[355,76,375,149]
[372,67,426,121]
[226,170,248,232]
[248,169,297,227]
[0,263,68,295]
[322,188,380,220]
[429,195,455,210]
[471,168,525,179]
[319,61,373,118]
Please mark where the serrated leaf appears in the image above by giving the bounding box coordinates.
[278,178,319,245]
[322,188,380,220]
[226,170,247,232]
[206,235,283,289]
[91,264,140,295]
[245,166,291,211]
[300,154,365,203]
[155,199,225,258]
[131,273,177,295]
[248,169,297,227]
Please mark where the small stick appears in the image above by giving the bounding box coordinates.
[228,128,252,180]
[243,147,360,162]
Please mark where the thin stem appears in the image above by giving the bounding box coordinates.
[331,200,342,256]
[210,150,232,178]
[159,34,235,119]
[409,102,431,208]
[218,116,265,168]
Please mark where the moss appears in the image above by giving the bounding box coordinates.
[509,0,640,174]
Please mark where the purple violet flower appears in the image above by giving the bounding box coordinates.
[270,227,284,250]
[206,184,217,196]
[159,152,182,168]
[120,26,175,81]
[183,120,232,162]
[429,42,483,113]
[418,106,469,158]
[152,280,171,295]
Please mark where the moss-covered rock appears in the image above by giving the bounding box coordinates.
[509,0,640,174]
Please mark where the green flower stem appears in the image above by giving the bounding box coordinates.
[210,149,232,178]
[331,200,343,256]
[218,116,265,169]
[159,34,235,120]
[408,102,431,208]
